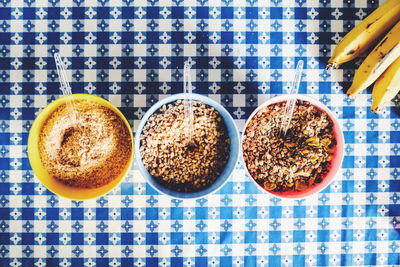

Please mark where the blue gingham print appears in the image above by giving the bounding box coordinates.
[0,0,399,266]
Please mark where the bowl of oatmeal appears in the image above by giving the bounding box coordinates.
[135,93,240,199]
[28,94,133,200]
[241,95,344,198]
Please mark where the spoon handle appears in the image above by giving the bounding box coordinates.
[54,53,77,122]
[54,53,72,96]
[280,60,304,137]
[183,63,194,142]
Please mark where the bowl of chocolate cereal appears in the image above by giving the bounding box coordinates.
[242,95,344,198]
[135,93,240,199]
[28,94,134,200]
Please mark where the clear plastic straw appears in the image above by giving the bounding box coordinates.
[183,63,194,143]
[54,53,76,121]
[280,60,304,138]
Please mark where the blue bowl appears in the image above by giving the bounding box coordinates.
[134,93,240,199]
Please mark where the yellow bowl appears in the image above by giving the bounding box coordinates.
[28,94,134,200]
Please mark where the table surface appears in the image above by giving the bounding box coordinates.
[1,0,400,266]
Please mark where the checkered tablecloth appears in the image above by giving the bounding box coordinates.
[0,0,399,266]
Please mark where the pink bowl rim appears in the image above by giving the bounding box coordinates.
[241,94,345,199]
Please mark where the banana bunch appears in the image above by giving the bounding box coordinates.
[327,0,400,112]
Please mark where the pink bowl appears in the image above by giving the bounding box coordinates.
[241,95,344,199]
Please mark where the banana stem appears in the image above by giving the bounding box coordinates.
[325,63,333,70]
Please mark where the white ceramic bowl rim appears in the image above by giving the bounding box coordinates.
[240,94,345,199]
[134,93,240,199]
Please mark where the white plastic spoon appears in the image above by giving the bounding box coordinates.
[183,63,194,143]
[280,60,304,137]
[54,53,76,121]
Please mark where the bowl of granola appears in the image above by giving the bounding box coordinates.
[135,93,240,199]
[241,95,344,198]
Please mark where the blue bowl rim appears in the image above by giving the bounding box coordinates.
[134,93,240,199]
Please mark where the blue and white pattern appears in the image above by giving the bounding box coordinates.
[0,0,399,266]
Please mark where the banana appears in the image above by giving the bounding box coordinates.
[371,55,400,112]
[347,21,400,96]
[327,0,400,69]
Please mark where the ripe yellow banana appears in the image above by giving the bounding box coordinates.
[327,0,400,69]
[372,56,400,112]
[347,21,400,96]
